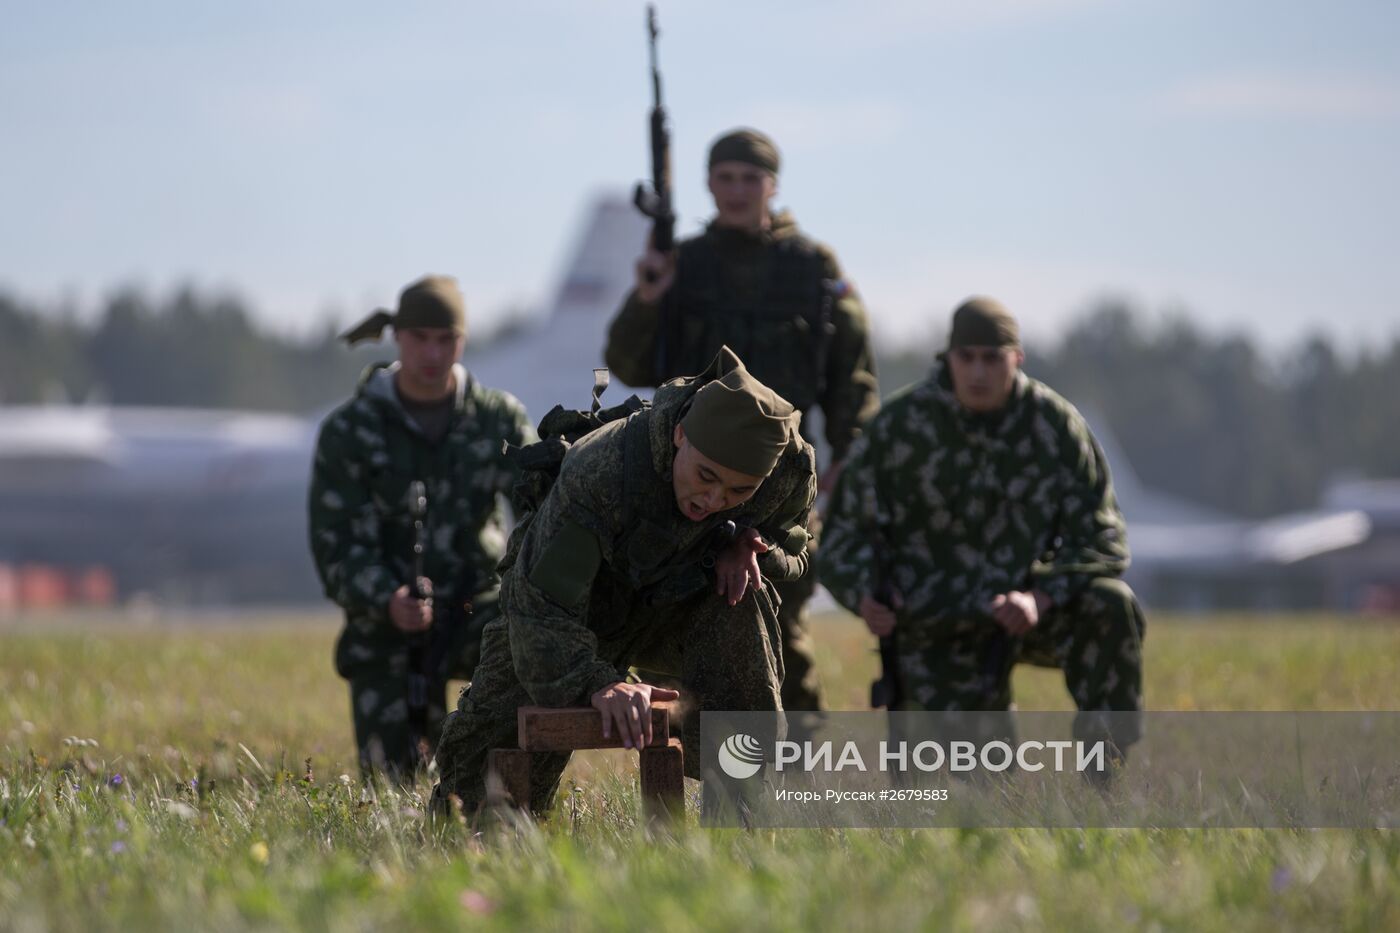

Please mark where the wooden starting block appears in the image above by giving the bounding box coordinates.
[487,701,685,821]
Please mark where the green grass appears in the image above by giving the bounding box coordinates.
[3,611,1399,931]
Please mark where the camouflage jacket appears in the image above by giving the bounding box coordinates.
[497,372,818,707]
[817,363,1129,626]
[308,362,536,672]
[603,211,879,463]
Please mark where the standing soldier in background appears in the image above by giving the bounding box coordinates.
[605,128,879,711]
[817,297,1146,761]
[309,275,536,779]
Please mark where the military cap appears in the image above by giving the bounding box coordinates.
[340,275,467,346]
[708,128,781,176]
[681,346,798,477]
[947,296,1020,350]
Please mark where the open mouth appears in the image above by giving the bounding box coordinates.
[685,501,709,521]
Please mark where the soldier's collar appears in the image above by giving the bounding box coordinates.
[930,361,1030,424]
[706,209,797,246]
[362,361,472,415]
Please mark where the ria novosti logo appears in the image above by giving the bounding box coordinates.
[717,733,765,779]
[716,732,1112,779]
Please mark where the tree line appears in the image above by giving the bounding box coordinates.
[2,288,1396,518]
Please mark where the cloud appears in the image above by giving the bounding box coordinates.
[1160,71,1400,121]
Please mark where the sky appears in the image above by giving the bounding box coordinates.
[2,0,1398,353]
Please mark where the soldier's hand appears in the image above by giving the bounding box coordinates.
[591,681,681,750]
[716,528,768,606]
[634,246,677,304]
[989,590,1043,636]
[388,584,433,633]
[860,590,902,637]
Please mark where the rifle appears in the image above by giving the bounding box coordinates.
[403,482,479,770]
[405,481,434,767]
[631,3,675,278]
[868,527,904,711]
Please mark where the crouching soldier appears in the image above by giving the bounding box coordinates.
[432,346,816,813]
[818,297,1146,761]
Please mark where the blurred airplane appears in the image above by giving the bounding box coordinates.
[0,404,317,604]
[1090,419,1372,609]
[0,194,1379,609]
[464,193,653,417]
[0,194,648,606]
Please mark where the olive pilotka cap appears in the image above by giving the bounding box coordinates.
[339,275,468,345]
[708,128,781,176]
[680,346,798,477]
[947,296,1021,350]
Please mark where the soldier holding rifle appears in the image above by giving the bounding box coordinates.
[605,7,879,711]
[309,275,536,779]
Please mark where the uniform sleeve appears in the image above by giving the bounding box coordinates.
[816,248,880,463]
[602,290,663,388]
[812,428,887,615]
[1031,416,1131,607]
[501,451,626,707]
[752,462,818,583]
[307,414,399,622]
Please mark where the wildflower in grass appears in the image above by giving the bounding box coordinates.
[459,890,495,915]
[249,841,270,865]
[165,801,197,820]
[109,841,127,855]
[108,774,124,789]
[1272,866,1294,893]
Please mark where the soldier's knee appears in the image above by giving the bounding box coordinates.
[1081,578,1142,632]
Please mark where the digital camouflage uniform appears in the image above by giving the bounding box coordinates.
[817,362,1146,747]
[604,211,879,710]
[309,362,536,776]
[432,365,818,813]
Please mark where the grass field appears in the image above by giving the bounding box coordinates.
[3,611,1399,930]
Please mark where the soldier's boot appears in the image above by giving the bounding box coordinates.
[772,574,825,713]
[432,619,571,817]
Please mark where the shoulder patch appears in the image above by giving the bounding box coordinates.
[528,520,603,609]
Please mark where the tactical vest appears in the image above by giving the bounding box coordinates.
[659,232,834,413]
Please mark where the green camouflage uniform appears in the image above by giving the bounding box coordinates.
[432,371,817,813]
[309,362,536,776]
[816,362,1145,747]
[604,211,878,710]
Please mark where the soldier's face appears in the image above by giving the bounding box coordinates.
[948,346,1024,413]
[708,162,777,232]
[671,424,766,521]
[395,327,465,396]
